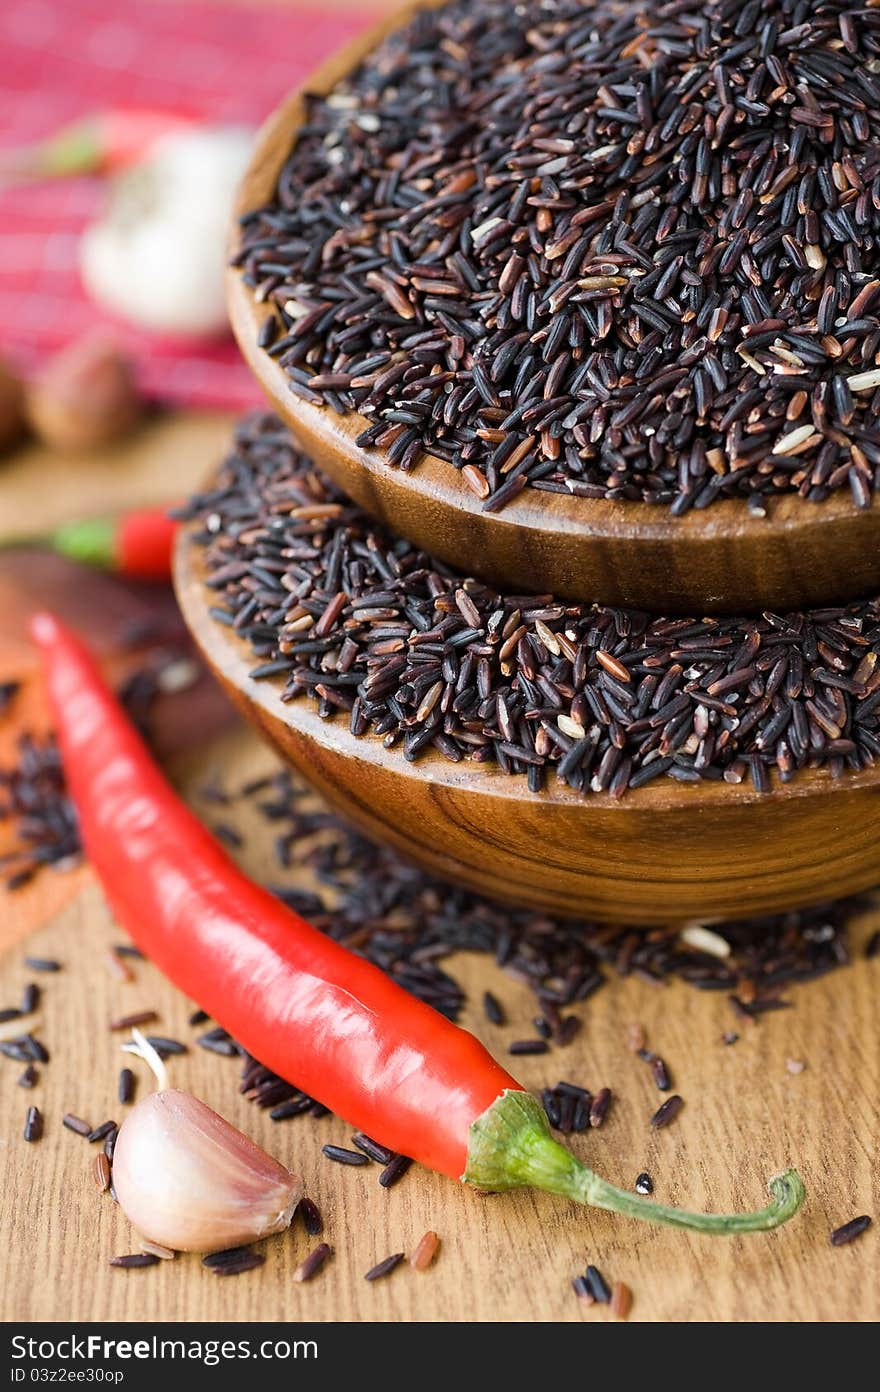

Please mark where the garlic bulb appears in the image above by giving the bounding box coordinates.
[112,1090,302,1253]
[79,127,253,337]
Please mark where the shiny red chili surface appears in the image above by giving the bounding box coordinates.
[33,612,520,1178]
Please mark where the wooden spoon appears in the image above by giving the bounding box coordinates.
[176,527,880,926]
[227,0,880,616]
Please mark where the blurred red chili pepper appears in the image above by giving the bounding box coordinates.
[2,110,196,179]
[3,508,176,581]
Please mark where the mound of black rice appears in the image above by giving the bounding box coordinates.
[179,412,880,796]
[237,0,880,515]
[0,734,79,890]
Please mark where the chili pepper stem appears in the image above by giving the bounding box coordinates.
[50,518,117,569]
[0,125,99,179]
[464,1090,805,1235]
[2,512,176,580]
[0,519,114,567]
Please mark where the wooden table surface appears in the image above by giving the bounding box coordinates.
[1,416,878,1323]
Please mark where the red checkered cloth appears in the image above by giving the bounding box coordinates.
[0,0,377,409]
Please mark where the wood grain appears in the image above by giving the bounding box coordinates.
[226,0,880,616]
[0,412,236,543]
[0,726,877,1323]
[177,524,880,925]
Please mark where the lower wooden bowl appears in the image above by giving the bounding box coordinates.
[176,528,880,925]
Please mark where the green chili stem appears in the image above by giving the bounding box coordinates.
[464,1090,804,1235]
[0,519,115,568]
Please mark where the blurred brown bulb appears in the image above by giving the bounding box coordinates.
[0,359,26,454]
[26,335,142,453]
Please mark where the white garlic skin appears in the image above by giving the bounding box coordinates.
[111,1089,302,1253]
[79,127,253,338]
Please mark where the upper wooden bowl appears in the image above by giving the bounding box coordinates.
[227,1,880,617]
[176,526,880,926]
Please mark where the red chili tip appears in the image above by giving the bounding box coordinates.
[30,611,62,647]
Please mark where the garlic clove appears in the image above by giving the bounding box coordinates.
[111,1089,302,1254]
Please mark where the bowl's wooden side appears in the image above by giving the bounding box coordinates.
[226,1,880,615]
[176,529,880,924]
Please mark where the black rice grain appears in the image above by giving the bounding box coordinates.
[22,1035,49,1064]
[322,1144,370,1167]
[23,1105,42,1142]
[830,1215,872,1247]
[364,1253,405,1282]
[589,1087,611,1128]
[585,1265,611,1304]
[351,1132,394,1165]
[482,991,505,1026]
[214,1258,265,1275]
[293,1243,332,1283]
[144,1036,188,1058]
[87,1120,117,1144]
[509,1039,549,1056]
[20,984,39,1014]
[297,1197,324,1237]
[0,680,20,716]
[197,1028,239,1058]
[63,1114,92,1136]
[110,1254,160,1269]
[118,1068,135,1105]
[379,1155,413,1188]
[650,1095,684,1129]
[110,1010,158,1032]
[556,1015,581,1047]
[651,1057,672,1092]
[203,1246,260,1270]
[269,1097,314,1121]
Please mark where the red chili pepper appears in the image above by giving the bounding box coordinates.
[113,509,178,580]
[1,110,196,180]
[31,610,805,1235]
[4,509,177,581]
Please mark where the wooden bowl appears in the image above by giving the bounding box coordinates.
[227,1,880,617]
[176,526,880,925]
